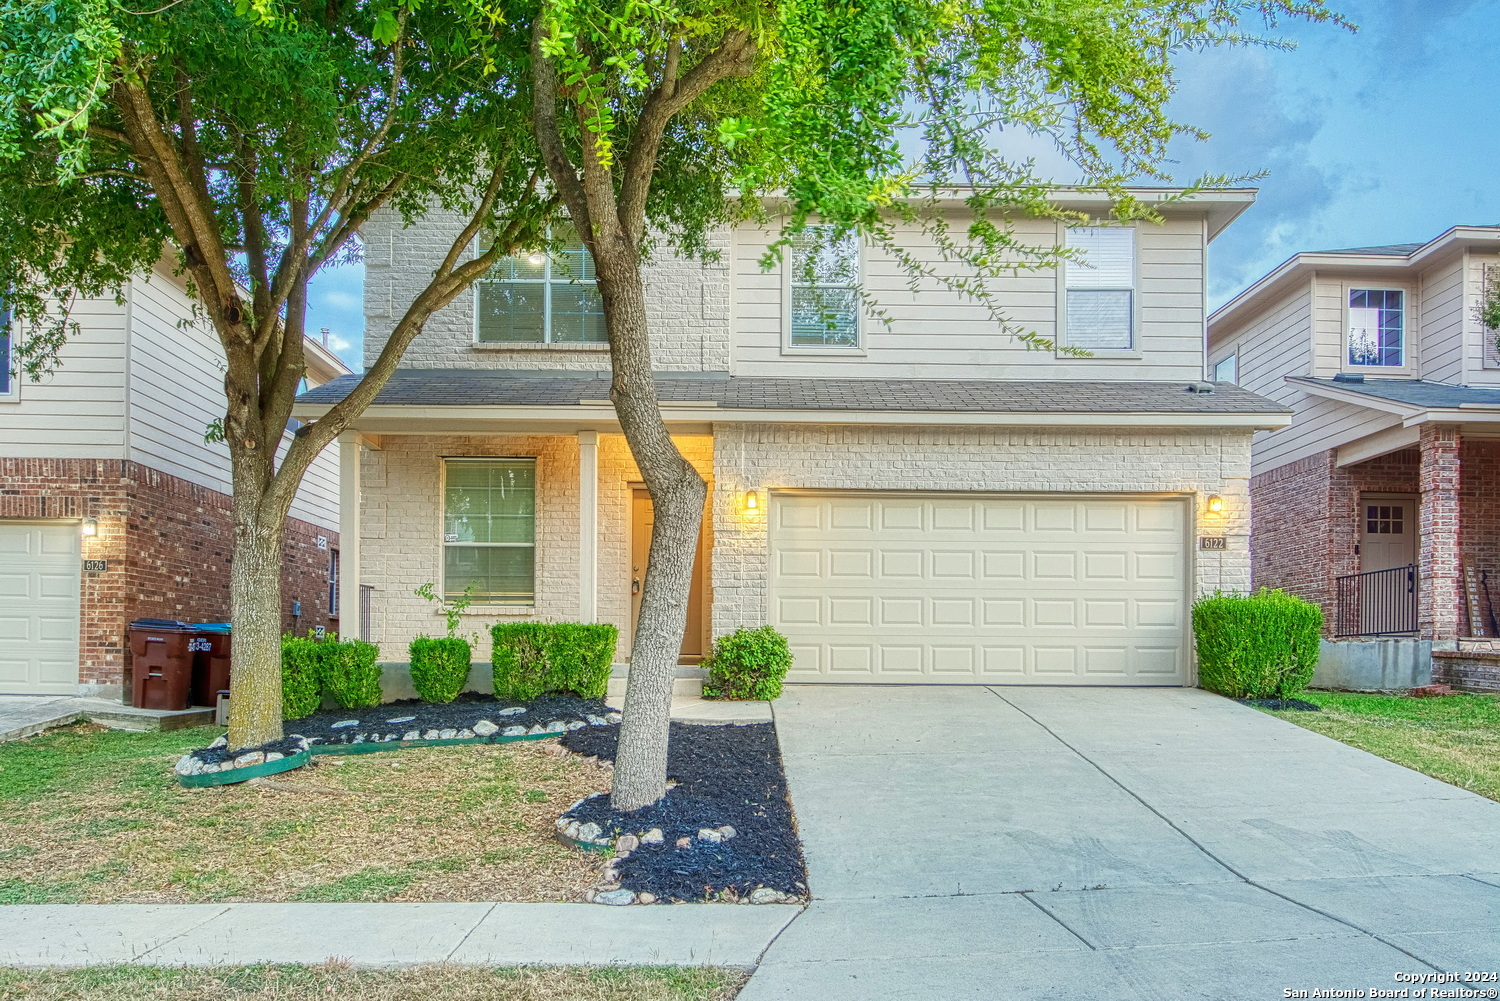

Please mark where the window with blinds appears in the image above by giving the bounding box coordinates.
[1065,227,1135,350]
[442,459,537,604]
[477,225,605,344]
[789,226,860,348]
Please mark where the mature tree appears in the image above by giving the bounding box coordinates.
[526,0,1343,811]
[0,0,555,747]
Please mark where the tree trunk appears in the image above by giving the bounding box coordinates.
[225,499,286,748]
[597,245,706,813]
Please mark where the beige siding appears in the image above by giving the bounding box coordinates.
[1310,275,1347,377]
[126,266,340,531]
[1251,396,1399,477]
[1418,255,1465,384]
[731,214,1209,381]
[0,292,128,458]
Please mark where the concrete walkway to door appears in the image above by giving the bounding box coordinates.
[742,686,1500,1000]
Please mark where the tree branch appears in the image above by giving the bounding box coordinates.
[530,9,589,231]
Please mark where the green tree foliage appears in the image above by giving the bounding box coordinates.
[1194,589,1323,699]
[0,0,556,747]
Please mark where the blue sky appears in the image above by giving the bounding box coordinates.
[305,0,1500,372]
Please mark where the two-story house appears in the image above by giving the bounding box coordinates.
[298,188,1290,691]
[1,258,348,698]
[1208,226,1500,692]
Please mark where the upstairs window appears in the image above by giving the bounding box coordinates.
[789,227,860,348]
[1065,227,1135,350]
[1348,289,1404,367]
[477,225,605,344]
[443,458,536,604]
[1213,354,1238,384]
[0,299,14,400]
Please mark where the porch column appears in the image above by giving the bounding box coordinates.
[337,431,362,637]
[578,431,599,623]
[1418,424,1463,641]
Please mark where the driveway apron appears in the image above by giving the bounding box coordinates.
[742,686,1500,1000]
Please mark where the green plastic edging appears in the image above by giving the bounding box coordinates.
[558,831,614,852]
[178,748,312,788]
[307,729,564,756]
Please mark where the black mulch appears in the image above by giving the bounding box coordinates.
[1238,697,1322,712]
[193,735,307,765]
[285,693,615,746]
[560,722,808,904]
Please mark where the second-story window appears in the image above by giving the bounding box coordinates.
[477,225,606,344]
[0,299,15,400]
[789,226,860,348]
[1065,227,1135,350]
[1348,289,1404,367]
[1213,354,1238,384]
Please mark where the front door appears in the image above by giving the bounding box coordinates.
[1360,494,1417,572]
[630,489,709,662]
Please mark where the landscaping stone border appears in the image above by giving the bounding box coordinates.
[177,746,312,787]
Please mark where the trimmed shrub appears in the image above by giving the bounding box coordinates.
[1193,588,1322,699]
[702,626,791,701]
[409,636,473,704]
[319,638,383,709]
[491,623,618,701]
[280,635,324,719]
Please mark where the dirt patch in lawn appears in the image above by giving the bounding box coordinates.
[1265,691,1500,801]
[0,964,748,1001]
[0,723,610,904]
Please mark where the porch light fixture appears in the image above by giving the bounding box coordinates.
[744,491,759,511]
[1206,495,1224,514]
[81,517,98,537]
[526,252,546,266]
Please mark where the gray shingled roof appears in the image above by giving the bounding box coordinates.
[297,369,1289,415]
[1315,242,1424,257]
[1301,377,1500,409]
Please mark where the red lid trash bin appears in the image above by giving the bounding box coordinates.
[190,623,232,708]
[126,619,195,711]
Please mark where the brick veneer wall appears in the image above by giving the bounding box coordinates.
[709,424,1254,636]
[1460,440,1500,634]
[0,458,337,689]
[1418,426,1463,641]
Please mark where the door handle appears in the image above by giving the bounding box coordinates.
[632,578,641,595]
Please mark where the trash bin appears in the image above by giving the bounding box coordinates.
[126,619,195,711]
[190,622,232,708]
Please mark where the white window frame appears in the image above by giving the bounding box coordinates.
[472,228,607,349]
[1342,284,1412,374]
[1056,224,1141,359]
[0,304,18,403]
[1212,353,1238,384]
[782,225,865,355]
[439,456,539,607]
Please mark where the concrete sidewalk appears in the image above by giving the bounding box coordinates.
[0,902,799,968]
[741,686,1500,1000]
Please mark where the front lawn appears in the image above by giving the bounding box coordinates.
[0,964,746,1001]
[1265,691,1500,801]
[0,723,609,903]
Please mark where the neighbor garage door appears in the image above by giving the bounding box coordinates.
[0,522,82,695]
[769,492,1189,685]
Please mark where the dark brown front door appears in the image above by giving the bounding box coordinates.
[630,488,710,662]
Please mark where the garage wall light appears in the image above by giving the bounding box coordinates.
[1206,495,1224,514]
[744,491,759,511]
[81,517,98,537]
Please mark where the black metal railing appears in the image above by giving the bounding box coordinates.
[1334,564,1418,637]
[359,584,375,641]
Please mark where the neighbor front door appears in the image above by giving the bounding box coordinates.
[1360,494,1417,572]
[630,488,709,662]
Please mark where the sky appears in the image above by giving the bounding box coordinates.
[304,0,1500,373]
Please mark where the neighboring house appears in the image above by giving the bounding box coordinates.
[1208,225,1500,692]
[297,188,1290,690]
[1,259,348,697]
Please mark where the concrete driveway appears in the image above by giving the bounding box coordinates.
[742,687,1500,1000]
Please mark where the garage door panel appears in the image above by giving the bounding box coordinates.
[0,523,81,694]
[769,492,1187,686]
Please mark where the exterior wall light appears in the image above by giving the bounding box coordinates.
[744,491,759,511]
[526,252,546,266]
[81,517,98,537]
[1206,495,1224,514]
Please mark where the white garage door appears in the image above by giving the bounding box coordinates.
[0,523,82,695]
[769,492,1189,685]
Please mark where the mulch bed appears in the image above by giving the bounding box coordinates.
[1239,697,1322,711]
[559,722,808,904]
[287,693,618,746]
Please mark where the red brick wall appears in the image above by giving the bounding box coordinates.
[0,458,336,688]
[1460,438,1500,634]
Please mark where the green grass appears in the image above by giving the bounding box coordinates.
[0,964,748,1001]
[1266,691,1500,801]
[0,723,214,807]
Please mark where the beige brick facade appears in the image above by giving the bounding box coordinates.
[355,423,1252,664]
